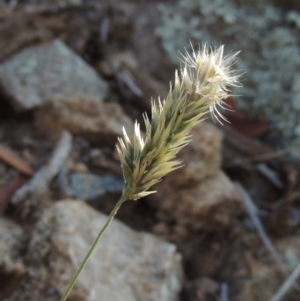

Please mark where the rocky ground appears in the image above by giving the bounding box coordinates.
[1,1,300,301]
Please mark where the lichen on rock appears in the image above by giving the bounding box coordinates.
[156,0,300,152]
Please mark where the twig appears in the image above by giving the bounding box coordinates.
[220,283,229,301]
[270,167,297,235]
[60,187,130,301]
[98,13,127,96]
[224,145,300,168]
[119,69,144,97]
[235,182,287,274]
[256,163,283,188]
[270,261,300,301]
[11,131,72,214]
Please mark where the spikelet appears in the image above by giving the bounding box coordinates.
[116,44,240,200]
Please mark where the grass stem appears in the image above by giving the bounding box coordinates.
[59,187,130,301]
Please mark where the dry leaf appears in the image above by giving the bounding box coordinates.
[0,144,34,176]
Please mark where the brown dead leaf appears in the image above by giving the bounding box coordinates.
[0,144,34,176]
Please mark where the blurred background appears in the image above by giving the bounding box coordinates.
[1,0,300,301]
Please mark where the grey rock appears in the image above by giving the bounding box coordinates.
[7,200,183,301]
[67,173,124,200]
[0,40,108,111]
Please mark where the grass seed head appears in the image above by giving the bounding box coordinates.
[117,44,241,200]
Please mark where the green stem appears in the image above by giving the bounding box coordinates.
[60,187,130,301]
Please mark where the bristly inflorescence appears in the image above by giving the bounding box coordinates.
[117,44,241,200]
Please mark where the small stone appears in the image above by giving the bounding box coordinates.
[70,162,89,173]
[66,173,124,200]
[34,94,134,146]
[72,162,89,173]
[0,40,108,111]
[8,200,184,301]
[158,171,243,233]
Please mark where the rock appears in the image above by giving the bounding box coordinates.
[0,218,25,300]
[148,122,235,235]
[156,171,243,234]
[34,94,134,146]
[66,173,124,200]
[156,0,300,151]
[0,40,108,111]
[166,121,222,187]
[8,200,183,301]
[63,173,124,213]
